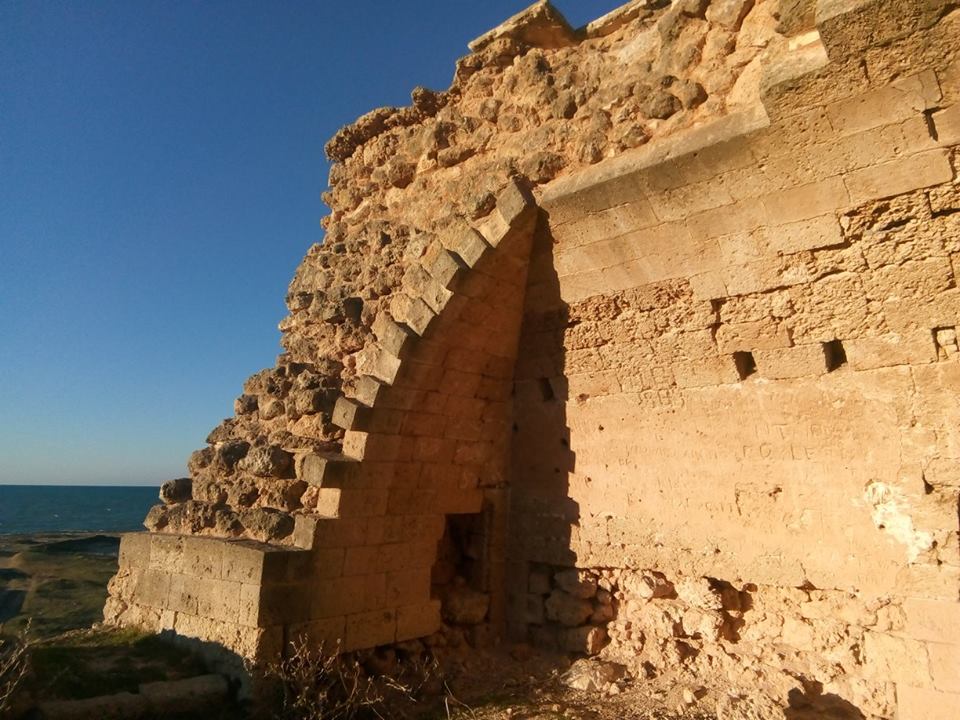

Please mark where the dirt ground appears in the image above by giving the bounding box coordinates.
[422,648,718,720]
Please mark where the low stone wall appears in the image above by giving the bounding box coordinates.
[105,533,302,661]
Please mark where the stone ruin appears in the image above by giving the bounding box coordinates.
[104,0,960,716]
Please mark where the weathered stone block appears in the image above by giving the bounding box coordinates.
[494,178,534,227]
[760,176,849,225]
[688,270,728,300]
[385,567,431,607]
[901,598,960,643]
[435,486,483,514]
[221,541,266,585]
[168,573,201,615]
[404,264,453,314]
[423,243,466,288]
[475,211,513,249]
[442,585,490,625]
[525,594,545,624]
[313,574,386,618]
[673,357,741,388]
[196,578,241,622]
[846,150,954,206]
[442,225,490,269]
[560,625,608,655]
[932,103,960,147]
[258,582,312,625]
[299,453,362,489]
[754,344,827,379]
[351,375,384,406]
[716,320,792,353]
[826,70,941,137]
[287,616,346,651]
[845,331,936,371]
[331,396,372,432]
[118,532,152,569]
[389,294,436,336]
[137,570,172,609]
[897,685,960,720]
[468,0,576,52]
[396,600,442,642]
[861,631,931,686]
[544,589,593,627]
[149,534,185,574]
[928,641,960,693]
[181,536,223,580]
[764,214,844,254]
[817,0,954,57]
[344,608,396,651]
[371,312,415,358]
[554,569,598,599]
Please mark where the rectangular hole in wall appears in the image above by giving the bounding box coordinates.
[823,339,847,371]
[733,351,757,380]
[433,512,491,632]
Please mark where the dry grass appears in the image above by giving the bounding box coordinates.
[0,625,30,715]
[253,639,472,720]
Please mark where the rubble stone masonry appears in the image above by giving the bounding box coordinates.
[105,0,960,716]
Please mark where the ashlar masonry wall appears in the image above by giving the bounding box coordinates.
[509,3,960,717]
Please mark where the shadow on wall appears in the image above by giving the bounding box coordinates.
[507,209,582,645]
[784,682,867,719]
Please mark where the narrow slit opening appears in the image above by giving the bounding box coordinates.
[539,377,556,401]
[733,351,757,380]
[823,339,847,371]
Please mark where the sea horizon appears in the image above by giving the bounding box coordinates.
[0,484,158,535]
[0,482,164,487]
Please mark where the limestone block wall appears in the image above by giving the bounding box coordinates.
[106,533,305,662]
[509,2,960,716]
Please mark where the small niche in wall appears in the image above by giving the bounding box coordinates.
[733,351,757,380]
[823,339,848,371]
[343,296,364,323]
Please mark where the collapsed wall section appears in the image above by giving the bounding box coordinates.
[106,183,538,662]
[510,1,960,716]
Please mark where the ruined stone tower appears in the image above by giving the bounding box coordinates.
[105,0,960,715]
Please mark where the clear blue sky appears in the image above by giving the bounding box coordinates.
[0,0,621,486]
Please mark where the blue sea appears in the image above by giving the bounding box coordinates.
[0,485,159,535]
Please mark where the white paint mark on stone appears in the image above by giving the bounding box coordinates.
[863,481,933,563]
